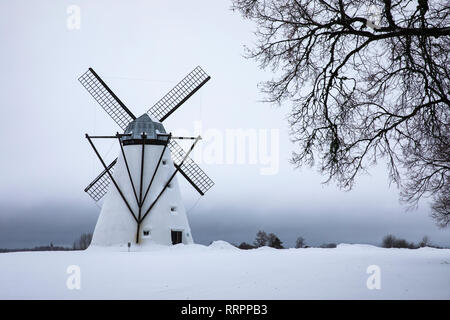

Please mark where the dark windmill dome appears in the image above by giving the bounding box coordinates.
[122,114,167,144]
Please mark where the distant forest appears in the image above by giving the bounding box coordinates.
[0,232,92,253]
[1,231,447,253]
[235,231,448,250]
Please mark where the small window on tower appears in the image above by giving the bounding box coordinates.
[143,230,150,236]
[170,206,177,212]
[162,159,168,166]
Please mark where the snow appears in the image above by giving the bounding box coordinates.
[0,242,449,299]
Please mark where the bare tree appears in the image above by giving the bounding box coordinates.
[295,236,306,248]
[73,233,93,250]
[232,0,449,226]
[419,235,430,247]
[254,230,269,247]
[268,233,285,248]
[382,234,396,247]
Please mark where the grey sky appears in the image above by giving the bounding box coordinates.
[0,0,449,248]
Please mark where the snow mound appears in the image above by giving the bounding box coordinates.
[208,240,238,250]
[255,246,277,251]
[417,246,442,251]
[336,243,381,250]
[168,243,207,253]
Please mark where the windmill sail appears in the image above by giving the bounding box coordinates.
[80,66,214,201]
[79,68,136,130]
[84,158,118,202]
[147,66,210,122]
[168,140,214,195]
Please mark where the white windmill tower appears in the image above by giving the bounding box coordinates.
[78,67,214,247]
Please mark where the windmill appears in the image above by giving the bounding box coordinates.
[79,66,214,247]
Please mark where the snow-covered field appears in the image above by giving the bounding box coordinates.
[0,241,449,299]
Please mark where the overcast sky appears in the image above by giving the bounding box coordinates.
[0,0,449,249]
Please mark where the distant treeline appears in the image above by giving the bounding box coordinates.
[1,231,447,253]
[234,230,336,250]
[0,233,93,253]
[381,234,446,249]
[234,231,448,250]
[0,244,72,253]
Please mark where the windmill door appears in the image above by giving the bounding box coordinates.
[171,230,183,245]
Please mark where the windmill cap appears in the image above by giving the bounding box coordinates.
[122,114,167,143]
